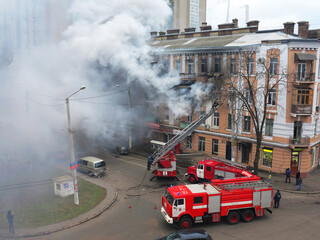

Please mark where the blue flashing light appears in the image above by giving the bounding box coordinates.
[177,192,180,195]
[171,185,173,188]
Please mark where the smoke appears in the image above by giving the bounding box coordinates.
[0,0,214,162]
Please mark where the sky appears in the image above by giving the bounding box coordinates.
[206,0,320,32]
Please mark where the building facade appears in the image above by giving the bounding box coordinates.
[169,0,206,32]
[149,20,320,176]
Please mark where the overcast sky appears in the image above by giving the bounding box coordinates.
[206,0,320,32]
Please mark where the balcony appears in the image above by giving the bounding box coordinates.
[291,104,312,115]
[293,72,315,84]
[289,137,310,147]
[179,73,197,80]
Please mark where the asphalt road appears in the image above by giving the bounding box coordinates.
[27,153,320,240]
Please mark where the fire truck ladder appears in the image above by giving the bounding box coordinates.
[211,156,247,169]
[151,100,220,165]
[219,181,271,190]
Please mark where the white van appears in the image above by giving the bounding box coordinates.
[77,156,106,177]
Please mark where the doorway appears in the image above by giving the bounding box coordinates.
[226,141,231,160]
[291,150,300,173]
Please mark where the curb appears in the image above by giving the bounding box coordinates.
[0,185,118,239]
[275,188,320,194]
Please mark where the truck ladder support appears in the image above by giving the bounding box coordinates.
[219,181,271,190]
[151,101,220,165]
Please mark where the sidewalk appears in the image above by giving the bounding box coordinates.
[0,177,118,239]
[258,166,320,194]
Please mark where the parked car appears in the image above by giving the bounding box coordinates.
[156,229,212,240]
[119,146,129,155]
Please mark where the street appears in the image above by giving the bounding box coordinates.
[26,153,320,240]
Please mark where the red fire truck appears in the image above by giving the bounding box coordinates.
[161,179,273,229]
[186,158,257,183]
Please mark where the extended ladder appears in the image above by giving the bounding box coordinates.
[151,100,220,165]
[210,156,247,169]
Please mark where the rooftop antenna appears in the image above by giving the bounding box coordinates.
[245,4,249,23]
[226,0,230,23]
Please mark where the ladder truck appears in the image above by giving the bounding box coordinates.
[149,100,220,181]
[186,157,258,184]
[161,179,273,229]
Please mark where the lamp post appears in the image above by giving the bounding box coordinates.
[66,86,86,205]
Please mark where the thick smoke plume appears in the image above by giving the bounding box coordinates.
[0,0,214,162]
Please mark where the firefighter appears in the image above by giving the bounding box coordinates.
[147,154,153,170]
[273,190,281,208]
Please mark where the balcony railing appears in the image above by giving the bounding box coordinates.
[289,137,310,146]
[294,72,315,82]
[291,104,312,115]
[179,73,197,80]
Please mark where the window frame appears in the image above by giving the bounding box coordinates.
[267,88,277,106]
[212,139,219,155]
[187,60,194,74]
[213,112,219,128]
[198,136,206,152]
[201,58,207,73]
[230,58,237,74]
[269,58,278,76]
[214,58,221,73]
[243,116,251,132]
[265,119,274,136]
[175,59,181,72]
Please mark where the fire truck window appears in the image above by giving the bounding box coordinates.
[198,164,204,170]
[206,166,211,172]
[177,199,184,205]
[194,197,203,204]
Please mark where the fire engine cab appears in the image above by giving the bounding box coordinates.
[161,180,273,229]
[186,158,256,183]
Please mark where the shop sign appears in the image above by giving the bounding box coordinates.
[146,122,160,129]
[293,148,302,152]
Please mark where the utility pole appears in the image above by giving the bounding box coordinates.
[128,85,132,150]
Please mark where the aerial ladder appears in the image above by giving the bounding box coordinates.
[149,100,220,181]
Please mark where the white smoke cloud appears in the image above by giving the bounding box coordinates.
[0,0,213,163]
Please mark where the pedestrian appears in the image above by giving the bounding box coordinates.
[147,154,153,170]
[297,176,303,191]
[273,190,281,208]
[7,210,15,234]
[295,171,301,185]
[285,168,291,183]
[268,171,272,182]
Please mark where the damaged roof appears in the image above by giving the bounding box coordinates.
[149,31,301,51]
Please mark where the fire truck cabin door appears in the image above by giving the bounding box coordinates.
[172,198,186,218]
[197,164,204,178]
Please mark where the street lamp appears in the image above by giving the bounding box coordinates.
[66,86,86,205]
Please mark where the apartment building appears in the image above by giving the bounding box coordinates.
[148,20,320,176]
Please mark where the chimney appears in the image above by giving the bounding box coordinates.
[150,31,158,37]
[246,20,259,28]
[298,21,309,38]
[218,23,235,29]
[232,18,238,28]
[159,31,166,36]
[184,27,196,33]
[283,22,295,35]
[167,29,180,34]
[200,22,212,31]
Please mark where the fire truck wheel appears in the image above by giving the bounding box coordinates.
[178,216,193,229]
[240,209,254,222]
[188,175,197,184]
[227,211,240,225]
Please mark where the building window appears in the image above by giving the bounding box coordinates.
[245,87,252,103]
[298,61,306,80]
[201,58,207,73]
[247,58,254,75]
[214,58,221,73]
[187,136,192,149]
[213,112,219,127]
[269,58,278,76]
[262,148,273,167]
[243,116,251,132]
[297,89,310,105]
[198,136,205,151]
[176,60,181,72]
[227,114,232,129]
[56,184,61,191]
[188,60,194,74]
[265,119,274,136]
[267,88,276,106]
[164,107,169,120]
[187,114,192,122]
[212,139,218,155]
[230,58,237,74]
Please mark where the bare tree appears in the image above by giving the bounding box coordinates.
[216,48,288,175]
